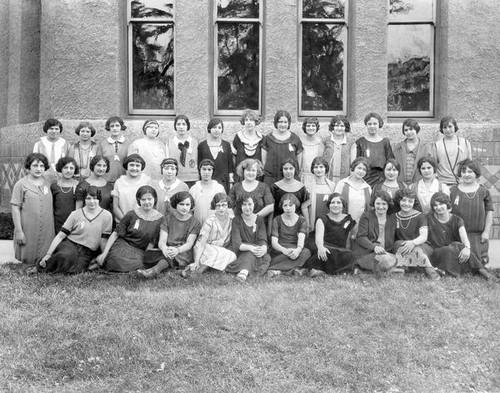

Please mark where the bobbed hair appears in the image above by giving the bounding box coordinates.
[83,185,102,202]
[310,156,330,175]
[24,153,50,171]
[302,117,320,133]
[239,109,261,125]
[350,156,370,172]
[273,110,291,129]
[170,191,195,210]
[363,112,384,128]
[280,158,299,178]
[123,154,146,171]
[326,192,346,209]
[210,192,229,210]
[207,118,224,133]
[55,156,80,175]
[198,158,215,171]
[371,190,393,208]
[329,115,351,133]
[383,158,401,176]
[402,118,420,135]
[75,121,96,137]
[235,192,258,211]
[457,158,481,178]
[43,118,63,133]
[89,155,110,173]
[236,158,264,178]
[393,188,420,210]
[160,158,179,175]
[105,116,126,131]
[136,185,158,207]
[279,193,300,210]
[439,116,459,133]
[416,156,437,175]
[430,192,452,211]
[174,114,191,131]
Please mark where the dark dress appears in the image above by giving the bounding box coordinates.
[426,213,483,277]
[198,139,235,193]
[232,131,263,167]
[270,183,309,216]
[307,214,356,275]
[51,182,77,234]
[228,181,274,216]
[354,137,394,187]
[225,215,271,277]
[75,180,114,212]
[262,133,303,186]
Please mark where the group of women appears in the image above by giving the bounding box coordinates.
[10,111,495,281]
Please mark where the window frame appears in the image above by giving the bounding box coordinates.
[212,1,263,116]
[127,0,175,116]
[298,0,349,117]
[387,0,436,118]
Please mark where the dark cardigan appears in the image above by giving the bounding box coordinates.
[353,210,397,255]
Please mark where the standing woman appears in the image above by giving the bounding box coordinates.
[11,153,55,268]
[68,121,98,181]
[232,109,264,179]
[198,118,234,193]
[36,186,113,274]
[33,118,69,183]
[369,159,407,206]
[51,157,79,234]
[150,158,189,215]
[97,116,129,184]
[430,116,472,187]
[299,117,324,189]
[75,155,114,212]
[350,112,394,187]
[324,115,351,184]
[426,192,492,279]
[393,119,428,187]
[410,156,450,215]
[93,185,163,273]
[128,120,166,180]
[261,110,303,186]
[450,159,493,266]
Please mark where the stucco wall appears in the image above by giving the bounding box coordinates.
[0,1,9,128]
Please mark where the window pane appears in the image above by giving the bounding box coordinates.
[302,0,345,19]
[132,23,174,110]
[131,0,173,19]
[301,23,346,111]
[388,24,432,112]
[217,22,259,110]
[217,0,259,19]
[389,0,434,21]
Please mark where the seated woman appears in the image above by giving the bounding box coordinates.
[93,185,163,273]
[138,191,201,278]
[36,186,113,274]
[392,189,440,280]
[225,193,271,282]
[306,193,356,277]
[151,158,189,215]
[268,194,311,276]
[352,190,399,274]
[426,192,493,280]
[185,193,236,275]
[370,159,407,207]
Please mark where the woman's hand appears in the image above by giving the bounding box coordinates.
[39,255,50,268]
[373,246,386,255]
[480,231,490,243]
[252,245,266,258]
[164,246,180,259]
[317,246,330,261]
[15,230,26,245]
[289,248,302,260]
[458,246,470,264]
[398,240,415,256]
[94,253,106,267]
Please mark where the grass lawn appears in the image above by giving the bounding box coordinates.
[1,263,499,393]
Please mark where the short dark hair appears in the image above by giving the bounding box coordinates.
[235,192,257,211]
[439,116,459,133]
[239,109,261,125]
[83,185,102,202]
[43,118,63,133]
[364,112,384,128]
[160,158,179,175]
[393,188,420,210]
[310,156,330,174]
[302,117,320,133]
[207,118,224,134]
[280,158,299,178]
[430,192,451,211]
[329,115,351,133]
[383,159,401,176]
[105,116,126,131]
[174,114,191,131]
[326,192,346,209]
[198,158,215,171]
[136,185,158,207]
[89,155,110,173]
[416,156,437,175]
[273,110,291,129]
[123,154,146,171]
[457,159,481,178]
[279,193,300,210]
[371,190,393,208]
[75,121,96,137]
[170,191,195,210]
[55,156,80,175]
[350,157,370,172]
[210,192,229,210]
[24,153,50,171]
[236,158,264,178]
[402,119,420,135]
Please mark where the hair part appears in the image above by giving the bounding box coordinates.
[279,193,300,210]
[302,117,320,133]
[363,112,384,128]
[174,114,191,131]
[326,192,346,209]
[439,116,459,133]
[210,192,229,210]
[55,156,80,175]
[75,121,96,137]
[430,192,452,211]
[273,110,292,129]
[43,118,63,133]
[136,185,158,207]
[457,158,481,178]
[207,118,224,133]
[89,155,110,173]
[416,156,437,175]
[170,191,195,210]
[239,109,261,125]
[310,156,330,175]
[123,154,146,171]
[350,156,370,172]
[402,118,420,135]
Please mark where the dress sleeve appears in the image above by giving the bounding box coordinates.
[116,211,133,237]
[61,211,78,234]
[385,138,394,160]
[298,216,308,234]
[483,186,494,211]
[75,180,88,202]
[190,217,202,235]
[356,213,376,251]
[198,216,214,240]
[261,135,269,151]
[262,183,274,206]
[101,211,113,236]
[293,134,304,155]
[230,217,244,252]
[10,180,25,207]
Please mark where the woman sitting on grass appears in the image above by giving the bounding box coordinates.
[225,193,271,282]
[92,185,163,273]
[36,186,113,274]
[268,194,311,277]
[138,191,201,278]
[183,193,236,276]
[306,193,356,277]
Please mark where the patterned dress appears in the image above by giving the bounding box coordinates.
[394,211,433,267]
